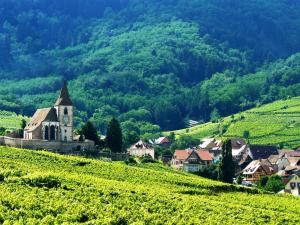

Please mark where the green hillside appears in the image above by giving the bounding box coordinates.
[2,0,300,135]
[0,110,28,130]
[170,97,300,148]
[0,146,300,224]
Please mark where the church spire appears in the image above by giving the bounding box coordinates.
[55,80,73,106]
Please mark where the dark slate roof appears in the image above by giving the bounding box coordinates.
[44,108,58,122]
[55,80,73,106]
[249,145,279,160]
[25,108,58,132]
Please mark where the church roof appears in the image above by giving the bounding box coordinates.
[55,80,73,106]
[25,108,58,132]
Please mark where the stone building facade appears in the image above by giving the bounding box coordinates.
[24,80,74,142]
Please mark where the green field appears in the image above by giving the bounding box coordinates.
[168,97,300,148]
[0,147,300,224]
[0,110,28,130]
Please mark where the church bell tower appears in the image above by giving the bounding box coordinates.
[54,80,73,142]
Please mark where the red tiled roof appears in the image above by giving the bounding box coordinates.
[197,150,213,161]
[174,150,212,161]
[156,137,170,144]
[174,150,191,160]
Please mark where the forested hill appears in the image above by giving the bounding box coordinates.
[1,0,300,137]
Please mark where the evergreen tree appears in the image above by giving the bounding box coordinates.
[218,139,235,183]
[106,118,123,153]
[21,119,27,130]
[20,118,27,138]
[80,121,100,145]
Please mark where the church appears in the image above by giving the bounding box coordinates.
[24,80,74,142]
[0,80,95,153]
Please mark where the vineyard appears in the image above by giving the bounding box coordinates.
[0,147,300,224]
[0,110,28,130]
[170,97,300,148]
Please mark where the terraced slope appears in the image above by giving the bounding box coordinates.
[0,147,300,224]
[170,97,300,148]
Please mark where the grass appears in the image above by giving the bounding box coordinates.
[0,146,300,224]
[167,97,300,148]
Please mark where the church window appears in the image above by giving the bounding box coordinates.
[50,125,56,141]
[44,126,49,140]
[64,107,68,115]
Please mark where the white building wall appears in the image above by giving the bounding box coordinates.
[128,149,155,159]
[55,105,73,142]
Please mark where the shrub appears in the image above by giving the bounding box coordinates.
[140,154,155,163]
[243,130,250,139]
[258,176,269,188]
[0,173,4,182]
[196,164,219,181]
[237,175,243,185]
[21,175,61,189]
[264,175,284,193]
[125,156,137,165]
[74,161,91,167]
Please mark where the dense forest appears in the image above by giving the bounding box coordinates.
[1,0,300,143]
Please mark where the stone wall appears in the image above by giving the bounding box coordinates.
[0,136,95,154]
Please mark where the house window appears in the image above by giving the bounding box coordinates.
[290,182,296,189]
[64,136,67,142]
[297,183,300,189]
[64,107,68,115]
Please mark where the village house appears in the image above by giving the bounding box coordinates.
[238,145,279,170]
[154,136,171,148]
[279,166,300,184]
[231,138,247,158]
[172,149,213,172]
[283,171,300,196]
[243,159,276,183]
[265,150,300,184]
[0,80,95,152]
[128,140,155,159]
[268,154,289,171]
[199,138,222,158]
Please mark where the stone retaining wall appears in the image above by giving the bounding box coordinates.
[0,136,95,154]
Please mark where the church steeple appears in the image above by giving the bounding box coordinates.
[55,80,73,106]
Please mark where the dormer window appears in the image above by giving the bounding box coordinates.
[64,107,68,115]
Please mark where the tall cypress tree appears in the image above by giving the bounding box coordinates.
[106,118,123,153]
[80,121,100,145]
[218,139,235,183]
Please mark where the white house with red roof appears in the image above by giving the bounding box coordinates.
[172,149,213,172]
